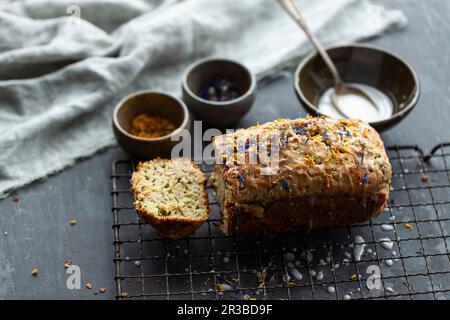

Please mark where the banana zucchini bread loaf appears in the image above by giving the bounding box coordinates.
[210,116,392,235]
[131,158,209,239]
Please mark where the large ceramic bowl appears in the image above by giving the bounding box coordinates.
[294,44,420,131]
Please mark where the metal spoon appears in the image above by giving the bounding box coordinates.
[277,0,379,118]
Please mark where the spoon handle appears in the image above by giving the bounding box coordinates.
[278,0,342,86]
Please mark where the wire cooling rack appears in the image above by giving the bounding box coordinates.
[111,143,450,300]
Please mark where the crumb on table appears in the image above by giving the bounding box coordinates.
[64,259,72,269]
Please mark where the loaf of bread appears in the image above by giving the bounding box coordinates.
[210,116,392,235]
[131,158,209,239]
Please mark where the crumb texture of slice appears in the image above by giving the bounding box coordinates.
[131,158,209,239]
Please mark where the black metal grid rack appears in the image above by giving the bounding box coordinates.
[111,143,450,300]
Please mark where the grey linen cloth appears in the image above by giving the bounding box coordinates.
[0,0,406,197]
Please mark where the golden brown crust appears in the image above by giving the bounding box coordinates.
[211,116,392,235]
[131,158,209,240]
[220,191,389,235]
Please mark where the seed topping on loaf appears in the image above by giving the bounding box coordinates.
[212,116,391,205]
[210,116,392,235]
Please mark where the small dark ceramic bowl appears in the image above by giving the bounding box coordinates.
[113,91,189,159]
[182,57,256,128]
[294,44,420,131]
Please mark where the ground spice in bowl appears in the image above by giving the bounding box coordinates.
[129,114,176,139]
[200,76,239,102]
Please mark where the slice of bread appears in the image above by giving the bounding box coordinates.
[131,158,209,239]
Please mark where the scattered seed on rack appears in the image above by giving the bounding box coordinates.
[86,283,93,289]
[300,250,313,263]
[421,174,429,183]
[222,256,230,264]
[12,195,19,203]
[404,223,412,229]
[379,238,394,250]
[134,261,141,267]
[4,232,8,236]
[285,252,295,262]
[99,288,107,294]
[31,268,39,276]
[381,224,394,231]
[287,262,303,280]
[316,271,324,281]
[385,259,394,266]
[327,286,336,294]
[69,219,77,226]
[343,294,351,300]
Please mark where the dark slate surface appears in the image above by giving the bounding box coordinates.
[0,0,449,299]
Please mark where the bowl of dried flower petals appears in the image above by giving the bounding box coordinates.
[182,57,256,128]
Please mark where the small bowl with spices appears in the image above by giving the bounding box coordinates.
[113,91,189,158]
[182,57,257,128]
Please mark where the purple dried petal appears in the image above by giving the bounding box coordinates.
[345,129,351,137]
[282,179,289,191]
[363,173,369,184]
[237,173,246,186]
[292,125,307,136]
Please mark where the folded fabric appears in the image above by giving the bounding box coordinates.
[0,0,407,198]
